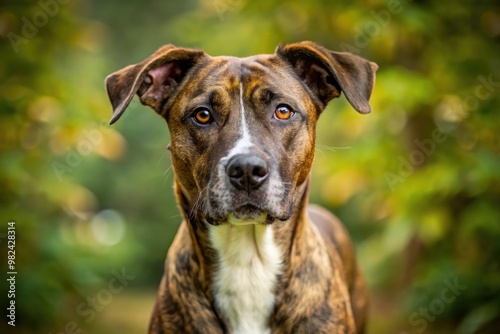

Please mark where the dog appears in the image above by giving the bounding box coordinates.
[105,41,377,334]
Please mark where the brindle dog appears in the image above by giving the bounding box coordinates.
[105,41,377,334]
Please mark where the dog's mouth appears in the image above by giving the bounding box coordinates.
[215,204,283,226]
[233,204,263,219]
[226,204,268,225]
[203,202,287,226]
[204,171,295,225]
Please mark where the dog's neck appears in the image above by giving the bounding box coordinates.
[209,222,281,333]
[174,178,311,331]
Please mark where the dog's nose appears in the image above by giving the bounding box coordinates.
[226,154,269,192]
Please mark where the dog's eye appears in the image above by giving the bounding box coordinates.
[193,108,213,125]
[274,105,294,121]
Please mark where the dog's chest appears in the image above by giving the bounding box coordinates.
[209,224,282,334]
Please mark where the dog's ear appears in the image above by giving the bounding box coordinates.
[276,41,378,114]
[105,45,206,124]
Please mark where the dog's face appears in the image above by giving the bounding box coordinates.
[165,54,320,224]
[105,42,377,225]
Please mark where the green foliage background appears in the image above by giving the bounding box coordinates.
[1,0,499,333]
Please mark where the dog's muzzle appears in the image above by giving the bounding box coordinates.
[204,151,292,225]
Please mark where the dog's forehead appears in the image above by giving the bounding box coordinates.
[200,54,290,84]
[215,54,277,66]
[187,53,301,98]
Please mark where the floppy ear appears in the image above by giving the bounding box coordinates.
[276,41,378,114]
[105,45,206,124]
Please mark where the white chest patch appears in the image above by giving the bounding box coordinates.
[210,224,282,334]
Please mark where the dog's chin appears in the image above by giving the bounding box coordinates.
[227,213,267,226]
[203,200,294,226]
[205,204,286,226]
[226,204,268,225]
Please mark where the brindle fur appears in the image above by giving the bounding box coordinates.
[105,41,377,334]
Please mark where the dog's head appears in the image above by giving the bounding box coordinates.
[105,41,377,225]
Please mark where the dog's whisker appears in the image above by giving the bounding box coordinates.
[316,144,351,152]
[189,186,208,219]
[315,148,326,158]
[157,151,169,167]
[162,166,173,185]
[162,165,173,177]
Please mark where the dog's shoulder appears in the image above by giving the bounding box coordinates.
[307,204,357,283]
[152,221,225,333]
[307,204,367,331]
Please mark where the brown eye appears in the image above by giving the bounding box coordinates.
[274,105,294,120]
[194,108,213,125]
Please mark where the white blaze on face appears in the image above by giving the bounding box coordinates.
[222,82,254,161]
[212,82,258,214]
[209,79,287,220]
